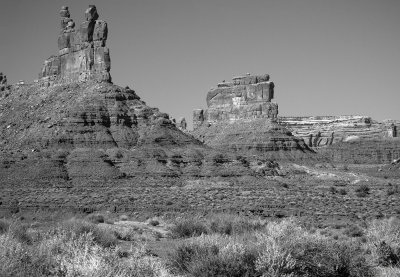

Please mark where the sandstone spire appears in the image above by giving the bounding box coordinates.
[39,5,111,84]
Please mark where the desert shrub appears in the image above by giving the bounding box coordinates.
[1,220,32,244]
[366,217,400,267]
[148,219,160,226]
[255,219,373,277]
[208,213,266,235]
[57,218,117,248]
[355,184,370,197]
[339,188,347,195]
[0,221,172,277]
[170,217,208,238]
[119,214,129,221]
[387,184,400,196]
[85,213,105,224]
[0,233,36,277]
[376,266,400,277]
[112,226,143,241]
[169,234,258,277]
[344,224,364,238]
[329,186,338,194]
[0,219,9,234]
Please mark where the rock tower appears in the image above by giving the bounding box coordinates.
[193,74,277,129]
[39,6,111,84]
[191,74,314,160]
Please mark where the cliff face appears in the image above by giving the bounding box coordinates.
[39,6,111,84]
[280,115,399,148]
[192,74,317,161]
[279,116,400,163]
[193,74,277,129]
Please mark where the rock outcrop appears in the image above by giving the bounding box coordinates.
[193,74,277,128]
[39,6,111,84]
[0,72,7,91]
[280,116,399,148]
[192,74,316,161]
[279,116,400,163]
[177,117,187,130]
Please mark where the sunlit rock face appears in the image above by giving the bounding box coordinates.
[194,74,278,128]
[39,6,111,84]
[192,74,315,161]
[278,115,400,164]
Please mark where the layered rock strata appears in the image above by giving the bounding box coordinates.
[192,74,315,160]
[280,116,400,163]
[280,116,399,148]
[193,74,277,129]
[39,6,111,84]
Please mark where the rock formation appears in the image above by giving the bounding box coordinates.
[39,6,111,84]
[280,116,399,148]
[0,72,7,91]
[191,74,315,161]
[279,116,400,163]
[193,74,278,128]
[0,11,284,213]
[177,117,187,130]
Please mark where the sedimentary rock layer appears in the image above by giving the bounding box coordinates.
[280,115,399,148]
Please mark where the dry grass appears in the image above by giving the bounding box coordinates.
[0,218,173,277]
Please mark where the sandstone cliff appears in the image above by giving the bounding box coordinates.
[280,116,400,164]
[192,74,316,161]
[280,115,399,147]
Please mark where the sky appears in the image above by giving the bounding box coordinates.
[0,0,399,129]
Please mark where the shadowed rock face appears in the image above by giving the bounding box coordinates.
[192,74,316,161]
[39,6,111,84]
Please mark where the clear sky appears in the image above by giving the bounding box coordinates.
[1,0,399,129]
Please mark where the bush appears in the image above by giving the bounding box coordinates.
[169,234,258,277]
[344,225,364,238]
[329,186,338,194]
[86,213,105,224]
[169,217,208,238]
[366,217,400,267]
[355,184,370,197]
[148,219,160,226]
[255,219,373,277]
[57,218,117,248]
[0,219,173,277]
[387,184,400,196]
[208,213,266,235]
[0,219,10,234]
[339,188,347,195]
